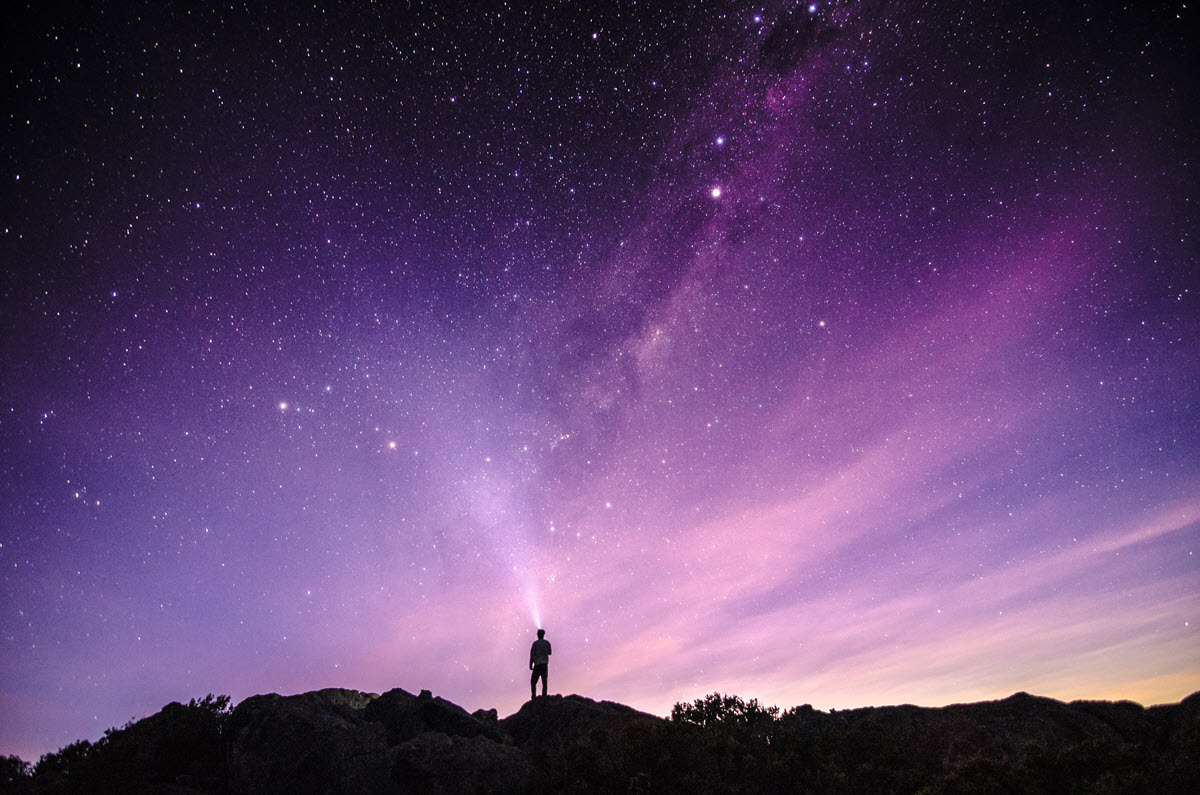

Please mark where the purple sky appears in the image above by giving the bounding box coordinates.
[3,0,1197,762]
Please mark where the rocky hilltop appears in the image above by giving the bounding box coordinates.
[7,687,1198,793]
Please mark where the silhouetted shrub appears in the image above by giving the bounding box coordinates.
[671,692,780,743]
[25,695,231,793]
[30,739,93,783]
[1,754,32,793]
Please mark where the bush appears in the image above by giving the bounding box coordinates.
[1,754,32,788]
[26,694,232,793]
[671,692,780,742]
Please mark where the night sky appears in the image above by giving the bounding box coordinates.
[3,0,1197,762]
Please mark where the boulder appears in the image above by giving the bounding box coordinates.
[363,688,503,744]
[224,689,392,794]
[501,694,665,790]
[390,731,534,793]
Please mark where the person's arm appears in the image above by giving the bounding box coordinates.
[529,644,535,669]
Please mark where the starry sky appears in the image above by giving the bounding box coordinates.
[2,0,1197,762]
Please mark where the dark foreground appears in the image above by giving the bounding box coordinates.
[4,687,1198,793]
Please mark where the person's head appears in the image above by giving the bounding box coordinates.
[537,629,545,639]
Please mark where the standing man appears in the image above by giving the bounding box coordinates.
[529,628,551,699]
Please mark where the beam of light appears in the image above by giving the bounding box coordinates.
[529,596,542,632]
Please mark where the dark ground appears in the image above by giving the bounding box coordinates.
[4,687,1198,793]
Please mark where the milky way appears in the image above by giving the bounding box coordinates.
[2,0,1197,761]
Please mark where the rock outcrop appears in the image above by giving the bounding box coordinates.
[224,687,532,794]
[501,695,664,789]
[224,688,391,793]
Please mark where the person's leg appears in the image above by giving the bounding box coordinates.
[531,664,548,698]
[541,667,548,697]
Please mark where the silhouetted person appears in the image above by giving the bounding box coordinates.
[529,628,551,699]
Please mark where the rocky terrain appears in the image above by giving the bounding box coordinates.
[4,687,1198,793]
